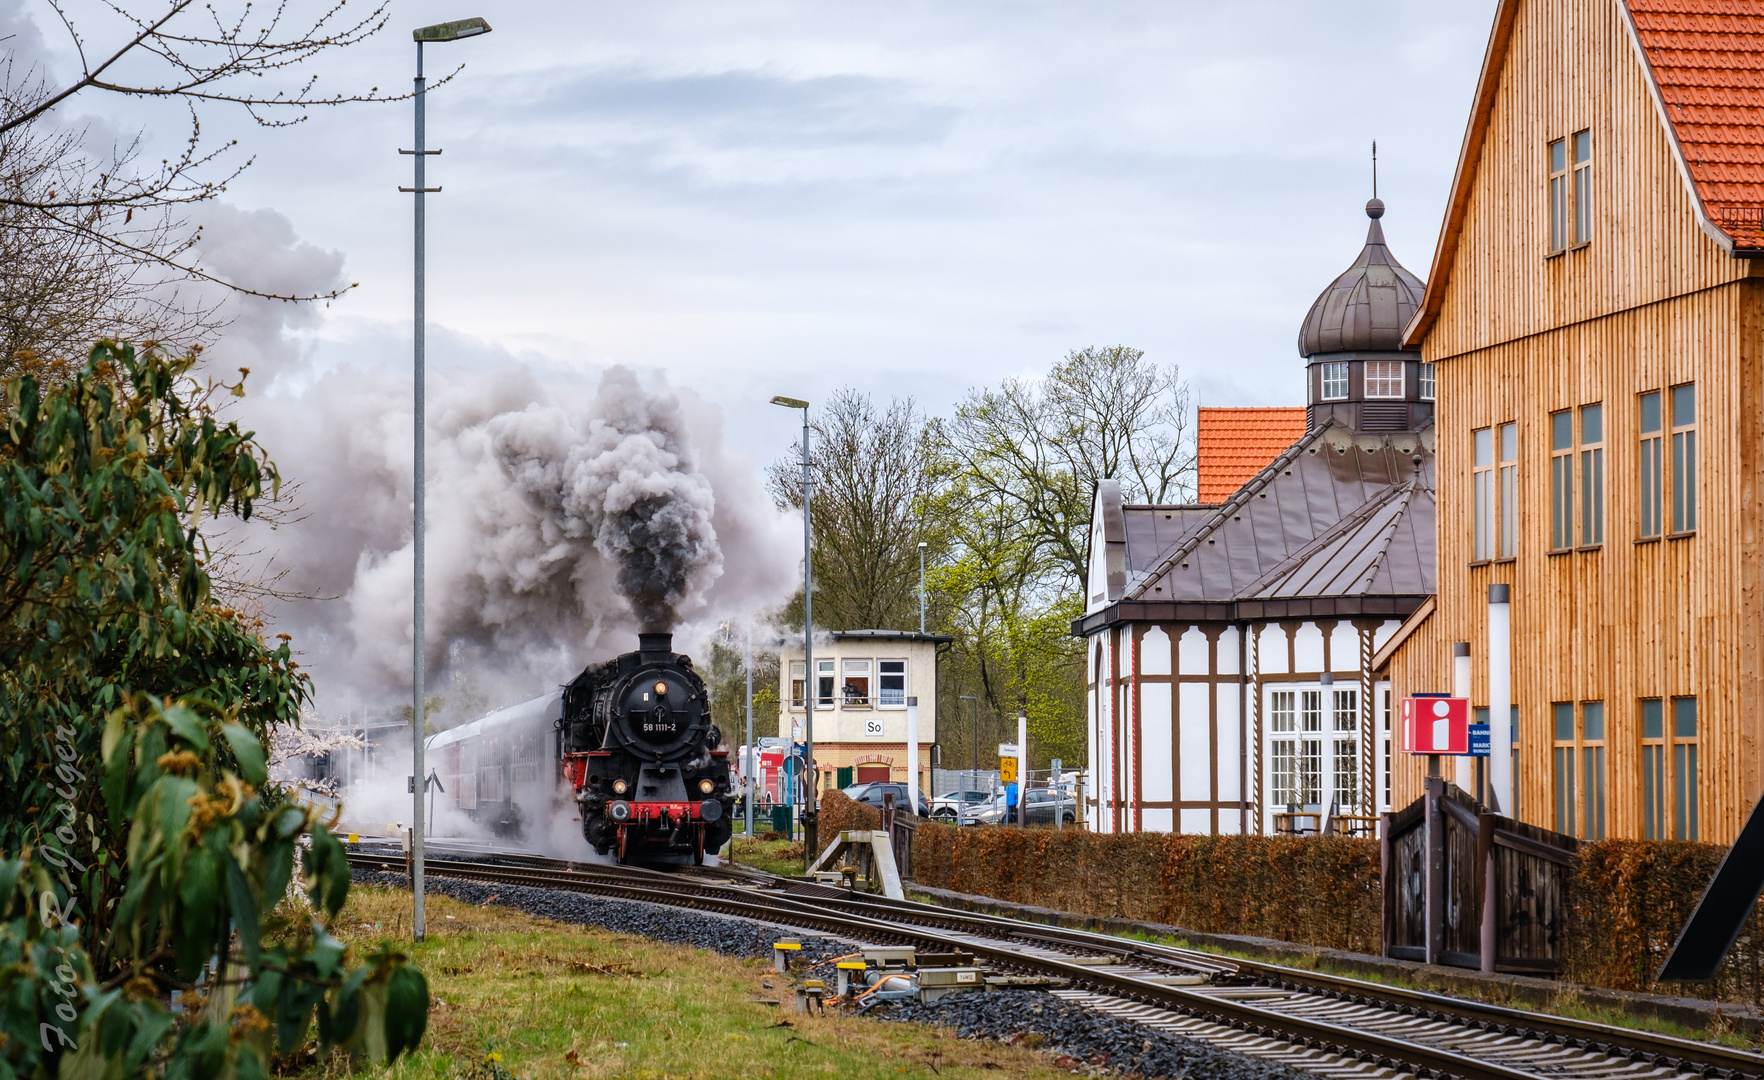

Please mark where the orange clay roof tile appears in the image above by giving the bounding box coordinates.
[1630,0,1764,248]
[1195,407,1309,503]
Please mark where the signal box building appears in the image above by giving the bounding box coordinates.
[1076,201,1439,835]
[1380,0,1764,845]
[778,630,951,797]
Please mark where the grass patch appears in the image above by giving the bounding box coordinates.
[298,884,1071,1079]
[726,834,806,877]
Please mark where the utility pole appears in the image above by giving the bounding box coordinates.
[745,627,755,839]
[771,396,815,854]
[918,541,928,633]
[404,15,491,944]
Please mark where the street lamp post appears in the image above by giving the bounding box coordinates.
[406,15,490,945]
[771,396,814,853]
[918,541,927,633]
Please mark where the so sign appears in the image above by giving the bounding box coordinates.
[1401,696,1470,754]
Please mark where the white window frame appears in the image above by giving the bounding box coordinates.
[1320,362,1349,401]
[789,661,806,710]
[877,658,907,709]
[816,658,836,708]
[1418,362,1436,401]
[841,658,873,707]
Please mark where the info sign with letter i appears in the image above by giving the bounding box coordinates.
[1401,695,1470,755]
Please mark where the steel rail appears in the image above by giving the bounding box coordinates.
[350,850,1551,1080]
[350,848,1764,1078]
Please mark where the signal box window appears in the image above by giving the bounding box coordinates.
[816,659,836,707]
[878,659,907,707]
[841,659,872,706]
[789,662,806,709]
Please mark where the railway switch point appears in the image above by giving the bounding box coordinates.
[773,938,802,973]
[834,961,867,998]
[797,979,827,1015]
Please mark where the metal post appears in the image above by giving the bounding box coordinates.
[906,696,920,814]
[800,406,816,854]
[1488,585,1513,815]
[1453,642,1473,792]
[1017,712,1027,828]
[410,39,428,945]
[960,695,977,825]
[745,629,755,839]
[918,542,927,634]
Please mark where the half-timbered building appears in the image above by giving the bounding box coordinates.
[1077,200,1439,834]
[1381,0,1764,844]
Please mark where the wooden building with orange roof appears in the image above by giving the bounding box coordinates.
[1379,0,1764,843]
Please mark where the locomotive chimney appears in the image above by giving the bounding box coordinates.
[638,632,673,662]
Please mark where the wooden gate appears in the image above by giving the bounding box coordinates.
[1382,778,1577,974]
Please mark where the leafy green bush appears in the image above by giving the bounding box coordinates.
[0,343,428,1078]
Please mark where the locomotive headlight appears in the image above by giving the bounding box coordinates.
[611,778,629,795]
[654,681,668,696]
[698,778,715,795]
[609,800,632,822]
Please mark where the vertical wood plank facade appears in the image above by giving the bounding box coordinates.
[1387,0,1764,842]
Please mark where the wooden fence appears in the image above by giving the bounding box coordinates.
[1383,777,1578,973]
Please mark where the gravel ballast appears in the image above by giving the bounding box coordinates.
[879,989,1320,1080]
[353,869,846,966]
[359,870,1314,1078]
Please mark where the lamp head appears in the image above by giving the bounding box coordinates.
[414,17,492,42]
[771,395,810,410]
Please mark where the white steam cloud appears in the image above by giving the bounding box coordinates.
[191,205,798,720]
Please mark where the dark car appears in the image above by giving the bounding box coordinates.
[1023,788,1077,826]
[975,788,1077,826]
[841,782,930,817]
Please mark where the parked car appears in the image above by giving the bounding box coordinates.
[840,782,930,817]
[930,789,993,820]
[970,788,1076,826]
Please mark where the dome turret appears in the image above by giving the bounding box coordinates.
[1298,199,1425,357]
[1297,199,1433,434]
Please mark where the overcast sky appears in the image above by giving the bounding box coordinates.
[21,0,1497,461]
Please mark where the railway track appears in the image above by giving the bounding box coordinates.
[348,846,1763,1080]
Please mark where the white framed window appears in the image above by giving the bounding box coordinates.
[841,659,872,706]
[789,661,806,709]
[1321,362,1349,401]
[816,658,836,707]
[878,659,907,707]
[1418,362,1436,401]
[1364,360,1404,399]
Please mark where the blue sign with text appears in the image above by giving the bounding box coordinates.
[1467,723,1491,757]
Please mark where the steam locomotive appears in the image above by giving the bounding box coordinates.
[559,632,735,864]
[421,632,734,864]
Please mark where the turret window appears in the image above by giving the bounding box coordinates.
[1364,361,1404,398]
[1320,362,1349,400]
[1418,362,1436,401]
